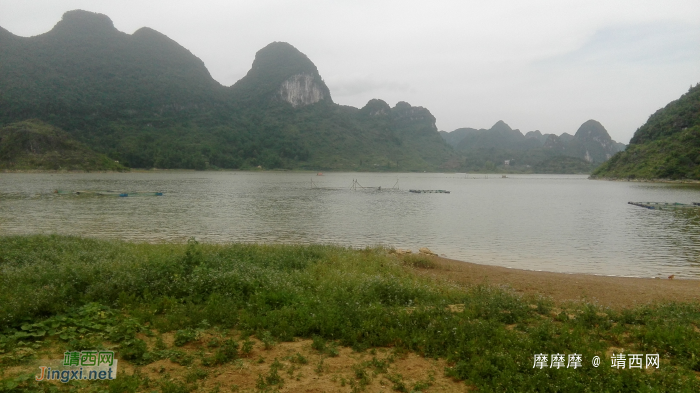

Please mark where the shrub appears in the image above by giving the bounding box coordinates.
[174,328,198,347]
[212,339,238,365]
[119,339,147,363]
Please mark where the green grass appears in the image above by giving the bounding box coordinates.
[401,253,437,269]
[1,235,700,392]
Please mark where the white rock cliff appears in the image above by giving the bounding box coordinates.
[277,74,326,107]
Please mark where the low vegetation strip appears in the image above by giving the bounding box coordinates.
[1,235,699,392]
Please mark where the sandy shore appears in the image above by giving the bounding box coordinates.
[416,256,700,308]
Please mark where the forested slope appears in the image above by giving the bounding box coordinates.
[593,84,700,180]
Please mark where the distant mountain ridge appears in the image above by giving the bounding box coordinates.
[440,119,626,173]
[0,10,224,123]
[1,9,637,174]
[0,10,453,171]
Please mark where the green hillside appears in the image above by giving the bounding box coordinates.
[0,10,453,171]
[592,84,700,180]
[533,156,596,174]
[0,119,126,171]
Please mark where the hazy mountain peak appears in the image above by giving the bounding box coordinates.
[390,102,438,133]
[574,119,612,142]
[490,120,512,132]
[392,102,435,120]
[132,27,174,42]
[131,27,193,55]
[559,132,574,142]
[251,42,318,75]
[571,120,625,163]
[360,99,391,116]
[129,27,216,84]
[232,41,332,106]
[52,10,117,36]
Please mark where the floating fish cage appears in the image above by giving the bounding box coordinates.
[628,202,699,210]
[409,190,450,194]
[311,179,399,192]
[55,190,163,197]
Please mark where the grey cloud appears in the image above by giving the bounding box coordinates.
[538,22,700,67]
[327,77,414,98]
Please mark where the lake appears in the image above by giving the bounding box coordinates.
[1,171,699,278]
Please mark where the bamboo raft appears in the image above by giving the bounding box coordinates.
[55,190,163,197]
[628,202,699,210]
[409,190,450,194]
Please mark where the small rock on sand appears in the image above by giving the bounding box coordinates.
[419,247,436,256]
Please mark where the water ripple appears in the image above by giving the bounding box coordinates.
[1,172,699,278]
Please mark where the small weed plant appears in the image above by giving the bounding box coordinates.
[212,338,238,365]
[174,328,198,347]
[401,254,436,269]
[184,368,208,383]
[311,335,339,357]
[260,331,275,350]
[240,338,254,357]
[284,352,308,364]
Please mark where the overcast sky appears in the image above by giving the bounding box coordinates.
[2,0,699,143]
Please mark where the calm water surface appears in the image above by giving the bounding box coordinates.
[1,172,699,278]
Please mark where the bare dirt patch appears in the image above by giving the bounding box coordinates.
[14,334,469,392]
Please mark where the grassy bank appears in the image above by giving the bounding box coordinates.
[1,236,699,392]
